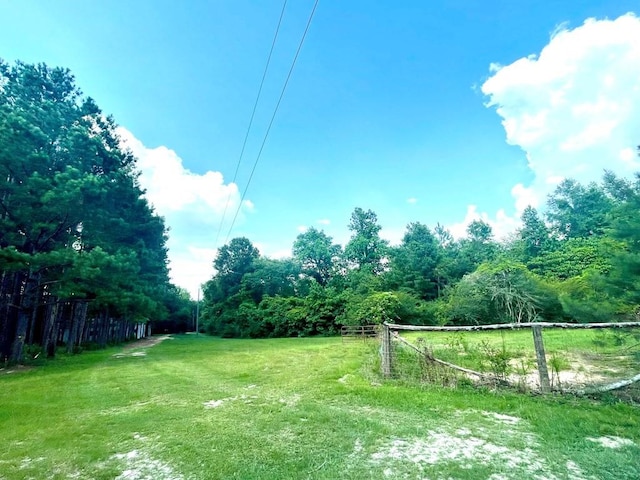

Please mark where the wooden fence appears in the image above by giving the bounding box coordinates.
[381,321,640,394]
[341,325,379,343]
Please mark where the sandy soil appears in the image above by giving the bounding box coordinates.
[121,335,172,351]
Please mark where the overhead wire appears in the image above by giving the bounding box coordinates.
[214,0,289,248]
[224,0,320,244]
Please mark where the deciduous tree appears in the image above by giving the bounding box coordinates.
[344,207,388,274]
[292,227,341,286]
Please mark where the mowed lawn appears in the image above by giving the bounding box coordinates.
[1,335,639,480]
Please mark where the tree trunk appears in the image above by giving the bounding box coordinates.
[121,320,128,343]
[97,309,109,348]
[0,308,11,363]
[9,309,29,364]
[81,315,93,344]
[8,270,38,364]
[0,271,16,362]
[41,302,60,358]
[67,301,87,354]
[66,302,77,354]
[77,303,89,345]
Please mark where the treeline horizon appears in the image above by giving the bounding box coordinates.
[2,58,639,360]
[202,171,640,338]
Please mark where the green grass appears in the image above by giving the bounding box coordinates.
[1,334,639,479]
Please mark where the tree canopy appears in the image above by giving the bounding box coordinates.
[201,171,640,338]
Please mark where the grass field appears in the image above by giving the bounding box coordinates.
[1,334,639,479]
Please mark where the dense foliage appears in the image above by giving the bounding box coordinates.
[203,175,640,338]
[0,60,193,363]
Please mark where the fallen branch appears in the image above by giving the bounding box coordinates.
[428,354,496,381]
[574,373,640,395]
[391,332,494,380]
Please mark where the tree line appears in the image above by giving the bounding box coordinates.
[0,60,193,364]
[3,59,639,354]
[202,172,640,338]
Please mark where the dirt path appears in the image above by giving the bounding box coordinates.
[1,364,34,375]
[121,335,172,351]
[112,335,172,358]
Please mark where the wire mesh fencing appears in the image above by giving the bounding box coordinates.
[381,322,640,396]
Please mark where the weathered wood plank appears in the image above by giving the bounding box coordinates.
[385,321,640,332]
[381,324,392,377]
[532,325,550,393]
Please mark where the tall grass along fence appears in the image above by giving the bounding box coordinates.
[381,321,640,395]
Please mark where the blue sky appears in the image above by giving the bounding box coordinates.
[2,1,640,297]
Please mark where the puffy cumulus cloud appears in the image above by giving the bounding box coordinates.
[511,183,539,213]
[465,13,640,238]
[170,247,218,299]
[118,127,242,218]
[117,127,251,298]
[251,240,291,260]
[265,247,293,260]
[380,227,405,246]
[447,205,519,241]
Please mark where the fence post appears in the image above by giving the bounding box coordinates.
[532,325,550,393]
[381,322,392,377]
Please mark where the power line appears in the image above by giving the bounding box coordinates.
[225,0,320,244]
[214,0,288,248]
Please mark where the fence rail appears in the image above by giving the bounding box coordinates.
[380,322,640,393]
[385,321,640,331]
[341,325,379,342]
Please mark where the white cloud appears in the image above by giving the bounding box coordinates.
[118,127,252,298]
[407,197,418,204]
[447,205,519,241]
[267,248,293,260]
[380,227,405,246]
[461,13,640,238]
[170,247,218,299]
[252,240,291,260]
[511,183,539,213]
[118,128,242,218]
[317,218,331,225]
[297,225,308,233]
[544,175,564,185]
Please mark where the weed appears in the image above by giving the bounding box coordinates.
[514,357,535,392]
[479,337,513,380]
[447,332,470,353]
[549,353,570,391]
